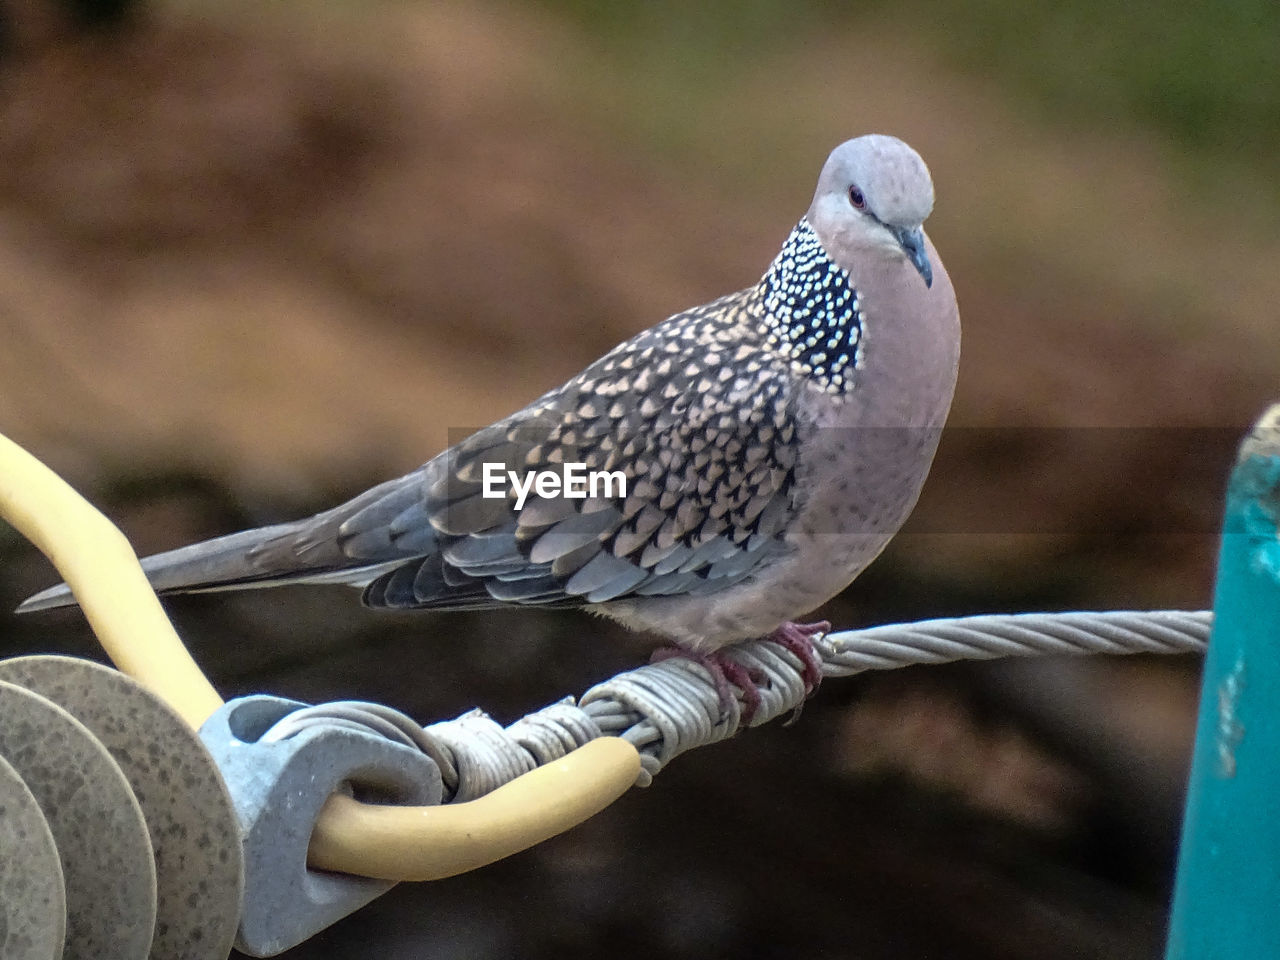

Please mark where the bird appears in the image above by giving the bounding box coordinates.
[20,134,960,720]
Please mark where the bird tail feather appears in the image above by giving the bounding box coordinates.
[16,520,336,614]
[15,470,432,615]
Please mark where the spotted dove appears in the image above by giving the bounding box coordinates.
[20,134,960,689]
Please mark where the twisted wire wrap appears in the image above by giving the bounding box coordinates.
[264,610,1212,793]
[819,609,1213,673]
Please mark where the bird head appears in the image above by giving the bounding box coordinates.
[807,135,935,288]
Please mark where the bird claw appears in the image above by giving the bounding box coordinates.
[650,647,765,725]
[650,619,829,727]
[763,619,829,696]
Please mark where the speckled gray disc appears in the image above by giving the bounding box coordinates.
[0,658,242,960]
[0,749,65,959]
[0,679,155,960]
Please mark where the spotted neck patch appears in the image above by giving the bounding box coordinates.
[754,218,862,393]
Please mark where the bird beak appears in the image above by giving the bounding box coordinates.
[893,226,933,288]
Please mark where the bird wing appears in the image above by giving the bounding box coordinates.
[17,296,802,615]
[360,299,803,610]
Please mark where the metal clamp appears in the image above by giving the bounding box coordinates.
[199,696,443,957]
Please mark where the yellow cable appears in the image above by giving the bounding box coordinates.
[0,431,640,880]
[309,738,640,881]
[0,433,222,728]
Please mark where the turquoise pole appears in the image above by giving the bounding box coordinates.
[1167,405,1280,958]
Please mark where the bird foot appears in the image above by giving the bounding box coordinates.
[650,647,766,724]
[649,620,829,727]
[762,619,830,696]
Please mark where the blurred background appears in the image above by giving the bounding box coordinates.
[1,0,1277,956]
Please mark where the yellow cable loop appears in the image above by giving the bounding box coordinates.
[0,432,641,881]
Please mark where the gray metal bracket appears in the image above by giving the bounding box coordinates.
[200,695,444,957]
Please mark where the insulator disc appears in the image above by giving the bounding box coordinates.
[0,656,243,960]
[0,679,156,960]
[0,749,65,960]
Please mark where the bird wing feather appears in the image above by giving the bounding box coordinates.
[362,296,803,611]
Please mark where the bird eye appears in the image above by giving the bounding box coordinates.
[848,186,866,210]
